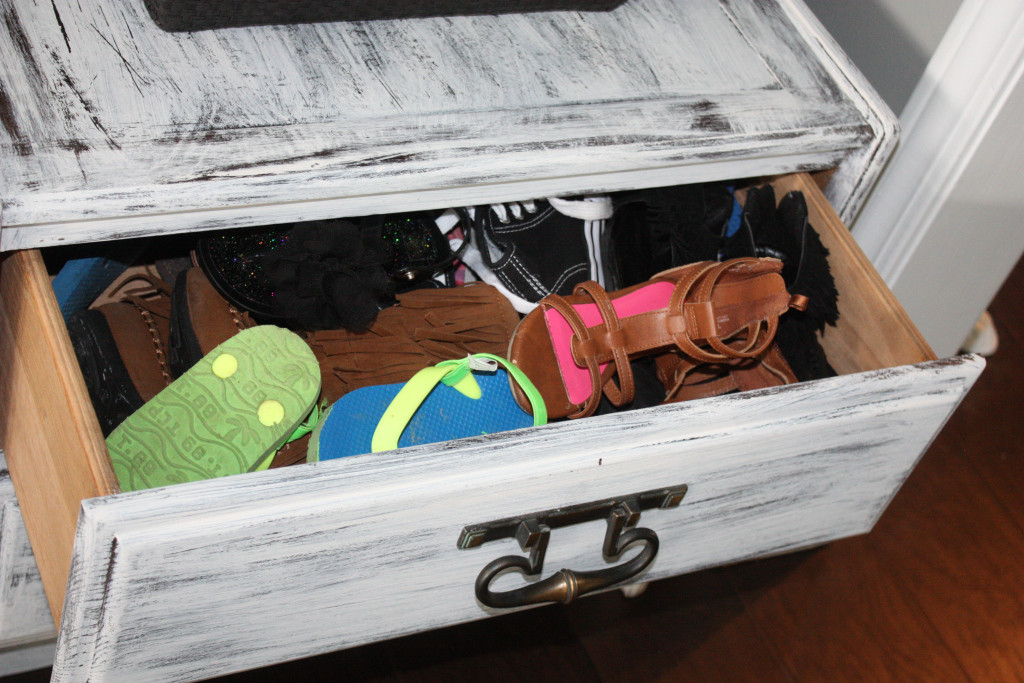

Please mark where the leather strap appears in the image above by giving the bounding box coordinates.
[542,293,605,419]
[546,258,795,418]
[664,341,799,403]
[574,281,635,411]
[669,259,780,362]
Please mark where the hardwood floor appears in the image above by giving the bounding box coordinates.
[8,257,1023,682]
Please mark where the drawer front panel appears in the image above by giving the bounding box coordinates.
[53,357,981,682]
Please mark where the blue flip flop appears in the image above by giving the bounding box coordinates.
[309,353,546,461]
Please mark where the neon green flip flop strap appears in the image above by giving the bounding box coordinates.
[288,401,323,442]
[252,402,324,472]
[370,353,547,453]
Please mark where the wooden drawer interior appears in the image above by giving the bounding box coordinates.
[0,172,935,624]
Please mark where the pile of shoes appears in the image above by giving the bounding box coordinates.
[59,180,838,493]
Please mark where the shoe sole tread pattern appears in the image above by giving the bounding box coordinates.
[107,326,320,492]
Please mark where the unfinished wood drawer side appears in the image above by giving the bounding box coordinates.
[0,250,118,623]
[781,173,935,373]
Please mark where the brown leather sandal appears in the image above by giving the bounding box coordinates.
[656,339,799,404]
[508,257,805,419]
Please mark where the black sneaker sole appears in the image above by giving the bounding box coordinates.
[66,309,145,436]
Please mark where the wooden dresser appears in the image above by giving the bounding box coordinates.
[0,0,983,680]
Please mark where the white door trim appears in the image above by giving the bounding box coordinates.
[852,0,1024,282]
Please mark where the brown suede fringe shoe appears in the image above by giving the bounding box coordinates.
[169,268,256,377]
[306,283,521,404]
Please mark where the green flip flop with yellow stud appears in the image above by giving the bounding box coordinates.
[106,325,321,492]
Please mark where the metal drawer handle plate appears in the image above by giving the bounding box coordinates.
[458,484,687,609]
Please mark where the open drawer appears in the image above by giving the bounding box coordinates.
[0,173,984,681]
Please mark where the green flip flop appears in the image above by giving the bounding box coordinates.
[107,325,320,492]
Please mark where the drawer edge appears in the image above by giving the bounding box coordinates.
[51,355,983,682]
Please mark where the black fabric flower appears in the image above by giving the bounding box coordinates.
[263,220,395,331]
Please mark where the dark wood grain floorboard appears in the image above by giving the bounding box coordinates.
[955,254,1024,534]
[719,256,1024,683]
[866,413,1024,680]
[721,544,968,682]
[6,265,1024,683]
[566,566,795,682]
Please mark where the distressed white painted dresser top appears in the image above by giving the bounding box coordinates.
[0,0,893,249]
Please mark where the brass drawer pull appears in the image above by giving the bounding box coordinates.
[458,484,687,608]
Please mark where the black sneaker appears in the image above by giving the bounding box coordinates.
[609,182,736,287]
[459,196,614,313]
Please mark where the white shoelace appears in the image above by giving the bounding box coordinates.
[487,196,614,223]
[435,196,615,312]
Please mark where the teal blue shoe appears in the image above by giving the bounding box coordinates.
[52,248,144,322]
[309,354,546,461]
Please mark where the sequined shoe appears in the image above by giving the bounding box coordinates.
[193,219,400,331]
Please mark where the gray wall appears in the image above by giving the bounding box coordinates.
[814,0,1024,357]
[805,0,962,115]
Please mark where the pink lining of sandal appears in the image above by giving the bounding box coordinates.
[544,281,676,405]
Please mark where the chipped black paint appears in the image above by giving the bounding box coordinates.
[91,28,148,95]
[51,0,71,52]
[694,110,732,133]
[55,66,122,151]
[0,7,42,155]
[0,83,30,156]
[92,536,120,636]
[58,139,88,154]
[58,138,90,180]
[2,7,42,81]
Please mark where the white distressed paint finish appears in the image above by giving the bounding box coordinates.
[0,452,57,651]
[53,357,982,683]
[0,0,892,250]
